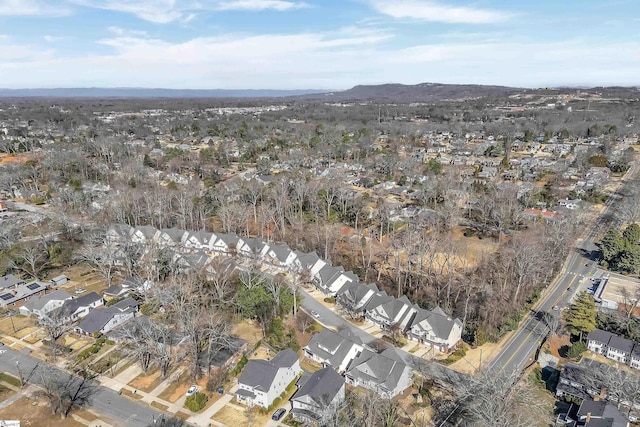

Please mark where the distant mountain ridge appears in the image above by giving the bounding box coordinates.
[0,83,637,101]
[308,82,521,102]
[0,87,328,98]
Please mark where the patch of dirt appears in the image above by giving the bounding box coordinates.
[158,370,190,403]
[546,333,572,358]
[212,405,269,426]
[248,344,271,360]
[447,341,502,375]
[0,316,34,337]
[232,320,262,346]
[129,369,163,393]
[0,397,85,427]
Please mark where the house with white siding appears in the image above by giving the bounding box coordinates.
[236,349,301,408]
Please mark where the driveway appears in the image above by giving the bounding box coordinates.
[263,404,289,427]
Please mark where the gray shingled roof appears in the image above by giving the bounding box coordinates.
[76,306,132,334]
[0,274,24,290]
[608,335,634,354]
[270,244,293,263]
[346,347,410,394]
[239,349,299,392]
[410,307,462,341]
[292,367,344,406]
[22,289,71,312]
[59,292,102,314]
[587,329,615,345]
[160,227,187,243]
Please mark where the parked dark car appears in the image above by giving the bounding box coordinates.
[272,408,286,421]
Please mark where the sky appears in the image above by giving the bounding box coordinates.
[0,0,639,90]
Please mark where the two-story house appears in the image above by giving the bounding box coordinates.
[304,328,364,373]
[51,292,104,323]
[365,295,416,333]
[290,368,345,425]
[345,347,413,398]
[587,329,615,355]
[607,335,634,364]
[236,349,301,408]
[336,282,378,317]
[407,307,463,352]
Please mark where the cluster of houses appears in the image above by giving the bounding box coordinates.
[0,274,68,309]
[15,276,140,336]
[235,347,347,425]
[107,223,463,353]
[556,358,633,427]
[586,329,640,370]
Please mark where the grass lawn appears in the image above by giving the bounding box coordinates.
[158,370,191,403]
[151,401,169,412]
[212,405,271,426]
[23,330,45,344]
[300,359,321,373]
[121,388,144,400]
[175,411,191,420]
[408,344,421,354]
[0,373,22,388]
[129,369,164,393]
[90,350,127,374]
[0,315,34,337]
[0,397,85,427]
[0,384,16,402]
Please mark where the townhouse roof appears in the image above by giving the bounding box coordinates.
[346,347,409,393]
[292,368,344,407]
[608,335,634,354]
[587,329,615,345]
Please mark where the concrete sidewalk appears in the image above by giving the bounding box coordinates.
[186,384,238,427]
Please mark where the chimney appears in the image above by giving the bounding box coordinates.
[586,413,591,423]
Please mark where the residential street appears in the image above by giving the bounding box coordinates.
[0,347,162,427]
[488,160,640,375]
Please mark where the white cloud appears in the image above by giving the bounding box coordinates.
[43,35,65,42]
[70,0,308,23]
[1,30,639,90]
[107,26,148,37]
[367,0,509,24]
[0,0,71,16]
[71,0,183,24]
[215,0,308,11]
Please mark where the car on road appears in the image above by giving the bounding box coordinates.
[310,310,320,318]
[552,306,559,311]
[186,385,197,397]
[566,286,572,291]
[272,408,286,421]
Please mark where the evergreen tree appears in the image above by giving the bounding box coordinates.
[618,243,640,274]
[565,291,596,341]
[600,229,624,263]
[623,223,640,246]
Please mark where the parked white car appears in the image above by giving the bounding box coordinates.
[186,385,197,396]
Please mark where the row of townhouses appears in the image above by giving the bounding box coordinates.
[303,327,413,398]
[107,224,463,353]
[587,329,640,370]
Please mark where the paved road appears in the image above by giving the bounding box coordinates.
[0,347,162,427]
[298,288,468,385]
[489,161,640,376]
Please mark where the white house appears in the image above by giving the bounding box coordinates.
[407,307,463,352]
[365,295,416,332]
[19,289,72,318]
[345,347,413,398]
[236,349,301,408]
[74,298,138,335]
[290,368,345,425]
[304,328,364,373]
